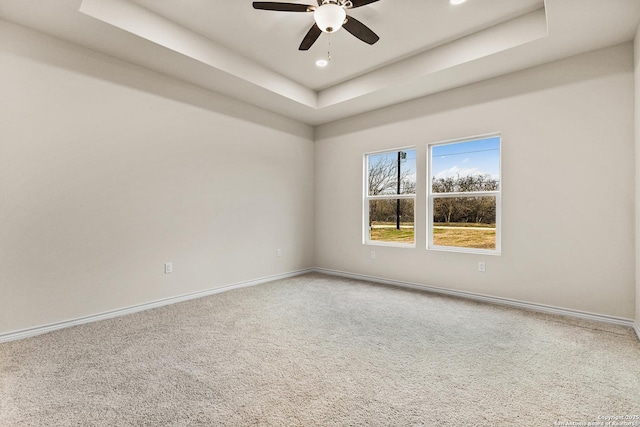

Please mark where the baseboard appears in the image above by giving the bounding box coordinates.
[315,268,637,331]
[0,268,313,344]
[2,267,637,344]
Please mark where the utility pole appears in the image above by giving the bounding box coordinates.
[396,151,406,230]
[396,152,401,230]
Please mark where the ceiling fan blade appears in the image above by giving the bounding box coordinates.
[349,0,380,8]
[252,2,314,12]
[299,23,322,50]
[343,15,379,45]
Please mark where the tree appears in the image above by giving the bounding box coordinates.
[432,174,499,224]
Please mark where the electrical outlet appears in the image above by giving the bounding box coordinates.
[478,261,485,272]
[370,251,376,260]
[165,262,173,274]
[276,249,282,257]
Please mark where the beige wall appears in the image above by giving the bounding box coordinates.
[1,21,637,336]
[0,22,315,334]
[315,43,636,319]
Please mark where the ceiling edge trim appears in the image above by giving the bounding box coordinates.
[317,7,549,109]
[78,0,318,108]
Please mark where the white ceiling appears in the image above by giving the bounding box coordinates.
[1,0,640,126]
[130,0,544,90]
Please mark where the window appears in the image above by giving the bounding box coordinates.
[364,148,417,246]
[428,135,501,253]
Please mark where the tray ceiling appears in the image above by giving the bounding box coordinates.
[1,0,639,125]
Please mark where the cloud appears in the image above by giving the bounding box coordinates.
[435,166,483,180]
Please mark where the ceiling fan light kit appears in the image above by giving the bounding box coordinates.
[253,0,380,51]
[314,3,346,33]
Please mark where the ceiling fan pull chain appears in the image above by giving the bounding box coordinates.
[328,33,332,62]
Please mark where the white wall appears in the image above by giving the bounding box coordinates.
[315,43,636,319]
[635,24,640,329]
[0,22,315,334]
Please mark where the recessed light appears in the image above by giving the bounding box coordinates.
[316,59,329,67]
[450,0,466,4]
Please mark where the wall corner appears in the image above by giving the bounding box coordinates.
[634,21,640,329]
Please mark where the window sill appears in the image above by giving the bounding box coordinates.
[365,241,416,249]
[428,246,501,256]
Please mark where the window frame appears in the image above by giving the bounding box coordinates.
[427,133,501,255]
[363,146,417,248]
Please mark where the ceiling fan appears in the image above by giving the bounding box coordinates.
[252,0,380,51]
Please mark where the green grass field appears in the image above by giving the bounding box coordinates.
[370,222,495,249]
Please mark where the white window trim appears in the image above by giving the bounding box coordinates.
[427,133,501,255]
[363,147,417,248]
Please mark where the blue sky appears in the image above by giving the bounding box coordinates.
[431,137,500,180]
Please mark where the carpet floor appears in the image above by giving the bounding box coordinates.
[1,273,639,426]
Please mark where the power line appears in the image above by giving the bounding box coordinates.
[435,148,499,157]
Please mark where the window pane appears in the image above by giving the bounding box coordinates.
[432,196,496,249]
[368,149,416,196]
[432,137,500,193]
[369,198,415,244]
